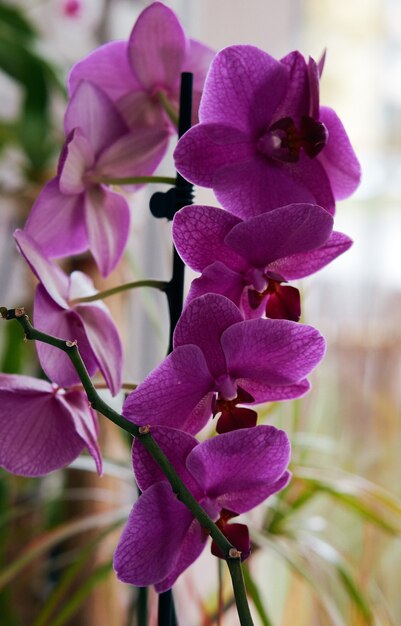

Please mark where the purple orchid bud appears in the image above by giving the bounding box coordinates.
[14,230,123,395]
[114,425,290,590]
[174,46,361,217]
[68,2,214,139]
[173,203,352,320]
[0,374,101,476]
[123,293,325,434]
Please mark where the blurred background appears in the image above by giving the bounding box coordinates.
[0,1,400,624]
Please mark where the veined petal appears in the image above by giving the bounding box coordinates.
[271,231,353,280]
[14,229,69,308]
[174,123,253,188]
[222,318,326,385]
[96,128,170,180]
[114,481,193,587]
[68,40,140,101]
[59,128,95,195]
[128,2,186,91]
[318,106,362,199]
[173,205,245,272]
[58,389,102,475]
[0,375,88,476]
[155,517,208,592]
[34,286,98,388]
[84,186,130,277]
[235,378,311,403]
[187,426,291,513]
[273,51,309,122]
[75,303,123,396]
[173,294,243,380]
[24,178,88,258]
[225,204,333,268]
[65,81,127,156]
[186,262,247,309]
[199,45,288,134]
[133,426,200,496]
[123,345,214,434]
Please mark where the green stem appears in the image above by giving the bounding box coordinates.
[91,175,177,186]
[70,279,168,305]
[157,91,179,127]
[3,308,254,626]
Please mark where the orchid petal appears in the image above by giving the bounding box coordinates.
[234,378,311,404]
[225,204,333,268]
[84,186,130,277]
[186,262,247,309]
[65,81,127,156]
[272,231,353,280]
[117,90,167,132]
[14,229,69,308]
[318,106,362,199]
[183,39,215,92]
[173,205,244,272]
[68,40,140,101]
[34,286,98,387]
[274,51,309,121]
[59,129,95,195]
[123,345,214,434]
[0,375,88,476]
[24,178,88,258]
[75,303,123,396]
[222,318,325,385]
[133,426,200,496]
[59,389,102,474]
[187,426,291,513]
[199,45,288,134]
[114,481,193,586]
[174,124,254,188]
[173,294,243,380]
[128,2,186,91]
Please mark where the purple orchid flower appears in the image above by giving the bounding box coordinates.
[24,81,166,276]
[114,424,290,591]
[68,2,214,165]
[0,374,101,476]
[14,229,122,395]
[174,46,361,218]
[123,293,325,434]
[173,203,352,321]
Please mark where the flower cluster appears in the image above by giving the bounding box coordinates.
[0,1,361,599]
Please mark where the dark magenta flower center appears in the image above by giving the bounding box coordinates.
[257,115,328,163]
[211,508,251,561]
[248,278,301,322]
[213,387,257,434]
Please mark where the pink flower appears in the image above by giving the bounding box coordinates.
[174,46,361,218]
[0,374,101,476]
[114,425,290,591]
[15,230,123,395]
[123,294,325,434]
[173,203,352,320]
[68,2,214,165]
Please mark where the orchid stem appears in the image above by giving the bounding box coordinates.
[157,91,179,127]
[2,307,253,625]
[92,175,177,186]
[70,279,168,305]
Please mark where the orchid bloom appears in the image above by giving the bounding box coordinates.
[173,203,352,321]
[114,425,290,591]
[0,374,101,476]
[123,294,325,434]
[15,230,122,395]
[24,81,166,276]
[174,46,361,218]
[68,1,214,166]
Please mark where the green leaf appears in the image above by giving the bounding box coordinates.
[0,506,129,589]
[49,560,113,626]
[292,466,401,535]
[0,3,37,40]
